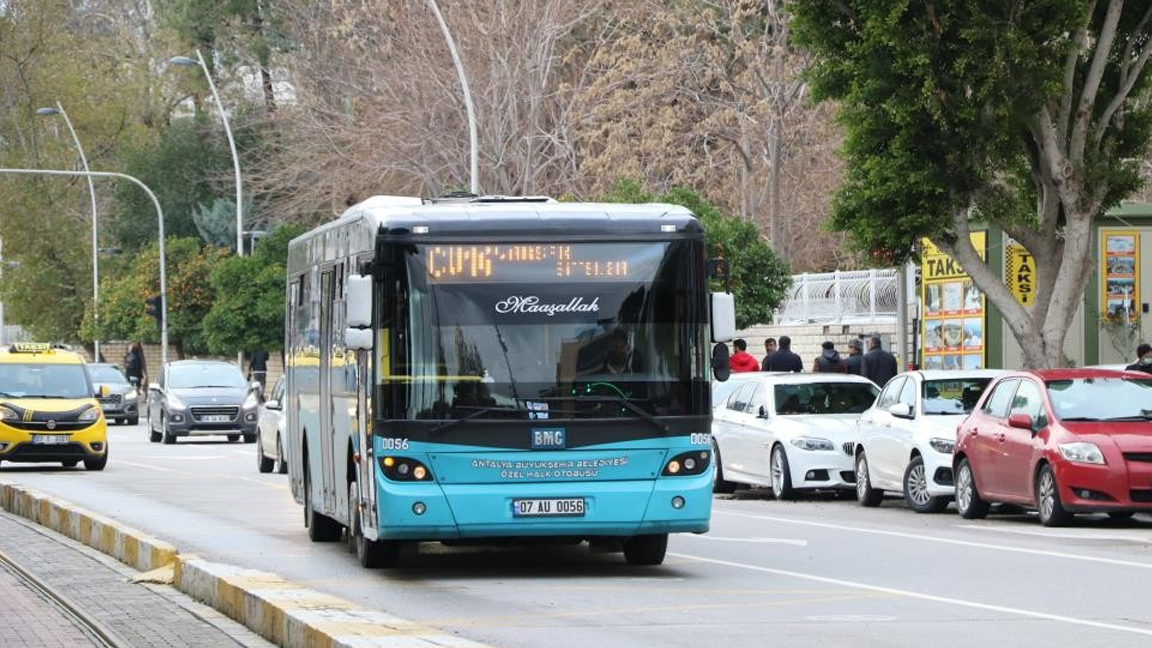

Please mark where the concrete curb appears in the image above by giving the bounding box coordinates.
[0,481,489,648]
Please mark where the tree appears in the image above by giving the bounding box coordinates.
[80,238,228,356]
[202,224,303,355]
[602,179,792,329]
[791,1,1152,368]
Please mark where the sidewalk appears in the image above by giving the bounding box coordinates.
[0,511,273,648]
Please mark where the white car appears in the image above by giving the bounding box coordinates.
[854,370,1005,512]
[256,376,288,474]
[711,373,880,499]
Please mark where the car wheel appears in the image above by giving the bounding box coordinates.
[227,434,241,443]
[855,451,884,507]
[349,481,400,568]
[161,414,176,445]
[903,455,948,513]
[1108,511,1135,520]
[84,446,108,471]
[1036,463,1073,527]
[304,458,342,542]
[622,533,668,566]
[276,435,288,474]
[711,441,737,494]
[61,460,79,468]
[770,444,796,501]
[955,458,990,519]
[128,416,139,426]
[257,431,274,473]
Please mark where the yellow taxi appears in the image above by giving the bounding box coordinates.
[0,343,109,470]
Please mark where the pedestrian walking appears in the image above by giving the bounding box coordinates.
[248,349,270,392]
[728,339,760,373]
[124,342,146,388]
[845,338,864,375]
[861,335,898,386]
[763,335,803,372]
[761,338,778,371]
[813,341,848,373]
[1124,343,1152,374]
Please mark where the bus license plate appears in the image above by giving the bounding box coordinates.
[512,498,585,518]
[31,435,69,444]
[202,415,231,423]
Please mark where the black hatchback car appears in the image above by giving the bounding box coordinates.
[146,360,259,444]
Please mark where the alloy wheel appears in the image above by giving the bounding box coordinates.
[1038,470,1055,520]
[907,463,931,506]
[771,450,784,493]
[957,464,972,511]
[855,455,869,499]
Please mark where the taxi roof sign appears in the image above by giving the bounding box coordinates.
[9,343,54,354]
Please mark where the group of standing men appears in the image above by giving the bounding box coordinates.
[727,335,899,387]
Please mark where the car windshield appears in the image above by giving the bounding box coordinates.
[0,363,91,399]
[774,382,879,415]
[922,378,993,415]
[168,364,246,389]
[1046,377,1152,421]
[87,365,128,384]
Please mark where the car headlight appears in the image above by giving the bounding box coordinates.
[928,437,955,454]
[0,406,17,421]
[790,436,834,451]
[243,392,260,409]
[79,408,100,422]
[1058,442,1105,465]
[124,389,138,400]
[167,393,185,409]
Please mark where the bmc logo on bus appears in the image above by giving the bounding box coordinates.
[531,428,566,450]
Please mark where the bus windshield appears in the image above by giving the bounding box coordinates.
[391,241,705,420]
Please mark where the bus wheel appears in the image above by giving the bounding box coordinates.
[622,533,668,566]
[304,460,342,542]
[349,481,400,568]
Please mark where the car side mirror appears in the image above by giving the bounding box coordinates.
[95,385,110,398]
[1007,413,1034,430]
[264,399,281,411]
[758,405,770,419]
[887,402,914,419]
[249,381,263,394]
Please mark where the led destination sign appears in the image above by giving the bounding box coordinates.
[421,243,664,282]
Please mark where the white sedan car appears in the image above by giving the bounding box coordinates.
[256,376,288,474]
[712,373,879,499]
[854,370,1005,512]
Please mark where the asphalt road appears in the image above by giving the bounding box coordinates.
[3,423,1152,648]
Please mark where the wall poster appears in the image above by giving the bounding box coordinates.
[1100,230,1140,323]
[921,232,987,370]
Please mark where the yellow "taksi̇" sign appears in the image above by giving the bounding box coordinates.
[1005,240,1035,307]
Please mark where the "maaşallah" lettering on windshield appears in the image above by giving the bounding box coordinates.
[494,295,600,316]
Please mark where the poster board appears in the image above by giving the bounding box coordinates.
[1100,230,1140,324]
[921,232,987,370]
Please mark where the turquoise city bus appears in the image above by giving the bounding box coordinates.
[284,195,735,568]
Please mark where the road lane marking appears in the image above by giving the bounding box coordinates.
[685,535,808,546]
[114,460,175,473]
[138,455,229,461]
[717,509,1152,570]
[112,460,290,491]
[669,551,1152,637]
[954,524,1152,544]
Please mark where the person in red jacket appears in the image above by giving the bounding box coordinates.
[728,339,760,373]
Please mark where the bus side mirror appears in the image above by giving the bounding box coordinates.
[346,328,373,351]
[711,292,736,343]
[346,275,372,328]
[712,343,731,382]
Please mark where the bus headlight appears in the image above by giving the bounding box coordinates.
[663,450,710,476]
[379,456,434,482]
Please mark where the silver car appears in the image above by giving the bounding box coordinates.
[256,376,288,473]
[146,360,259,444]
[86,363,140,425]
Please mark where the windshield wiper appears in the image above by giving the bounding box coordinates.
[1098,414,1152,422]
[533,395,668,432]
[1059,416,1103,422]
[431,405,524,433]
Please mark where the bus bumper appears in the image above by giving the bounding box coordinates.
[372,473,712,540]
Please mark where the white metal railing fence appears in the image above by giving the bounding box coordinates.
[774,268,899,324]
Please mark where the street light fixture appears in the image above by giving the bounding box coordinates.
[170,50,244,258]
[37,102,102,361]
[0,168,170,365]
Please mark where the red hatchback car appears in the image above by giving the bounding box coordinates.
[954,369,1152,526]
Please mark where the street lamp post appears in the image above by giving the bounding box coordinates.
[0,168,169,365]
[37,102,101,361]
[426,0,478,194]
[170,50,243,257]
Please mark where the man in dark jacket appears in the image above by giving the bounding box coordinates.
[763,335,803,372]
[861,336,898,386]
[1125,343,1152,374]
[813,341,848,373]
[728,339,760,373]
[845,338,864,375]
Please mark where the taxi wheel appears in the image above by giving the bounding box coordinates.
[84,449,108,471]
[61,460,79,468]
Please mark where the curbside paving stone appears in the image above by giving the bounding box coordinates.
[0,480,492,648]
